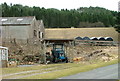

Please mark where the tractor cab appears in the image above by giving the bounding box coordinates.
[51,43,68,63]
[44,39,74,64]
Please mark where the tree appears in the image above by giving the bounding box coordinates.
[1,3,117,28]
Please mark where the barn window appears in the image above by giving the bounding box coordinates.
[34,30,37,37]
[39,31,41,38]
[42,33,44,38]
[40,32,44,38]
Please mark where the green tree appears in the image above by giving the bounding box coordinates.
[1,3,117,28]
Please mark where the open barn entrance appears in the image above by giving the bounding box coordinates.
[42,39,74,64]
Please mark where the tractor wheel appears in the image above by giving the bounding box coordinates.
[65,57,68,63]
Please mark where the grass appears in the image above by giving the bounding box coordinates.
[1,59,118,80]
[3,64,80,79]
[22,59,118,79]
[2,63,73,75]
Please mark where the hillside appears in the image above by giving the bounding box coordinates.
[45,27,118,42]
[1,3,117,28]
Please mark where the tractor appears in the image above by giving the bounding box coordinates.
[46,43,68,63]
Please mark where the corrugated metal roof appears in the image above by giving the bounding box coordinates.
[0,16,35,25]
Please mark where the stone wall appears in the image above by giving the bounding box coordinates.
[2,26,31,40]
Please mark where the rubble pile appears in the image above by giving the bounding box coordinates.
[84,50,114,62]
[3,41,44,66]
[73,46,118,63]
[20,54,44,65]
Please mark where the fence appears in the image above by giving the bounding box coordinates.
[75,40,117,46]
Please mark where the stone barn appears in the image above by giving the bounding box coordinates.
[0,16,45,43]
[0,16,45,64]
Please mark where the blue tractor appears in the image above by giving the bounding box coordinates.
[51,44,68,63]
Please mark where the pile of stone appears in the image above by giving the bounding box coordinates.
[83,50,114,62]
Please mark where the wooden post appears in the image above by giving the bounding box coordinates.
[68,41,74,63]
[71,41,74,63]
[64,42,68,61]
[27,39,29,44]
[43,41,46,64]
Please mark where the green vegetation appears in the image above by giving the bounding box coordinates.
[115,25,120,33]
[115,12,120,33]
[1,2,118,28]
[2,59,118,79]
[2,63,72,74]
[22,60,118,79]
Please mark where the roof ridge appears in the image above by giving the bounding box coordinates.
[0,16,36,25]
[0,16,35,18]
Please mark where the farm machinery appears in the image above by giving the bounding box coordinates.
[46,43,68,63]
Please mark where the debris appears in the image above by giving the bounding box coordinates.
[7,61,17,67]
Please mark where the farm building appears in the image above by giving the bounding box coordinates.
[45,28,119,42]
[0,16,45,65]
[0,16,45,44]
